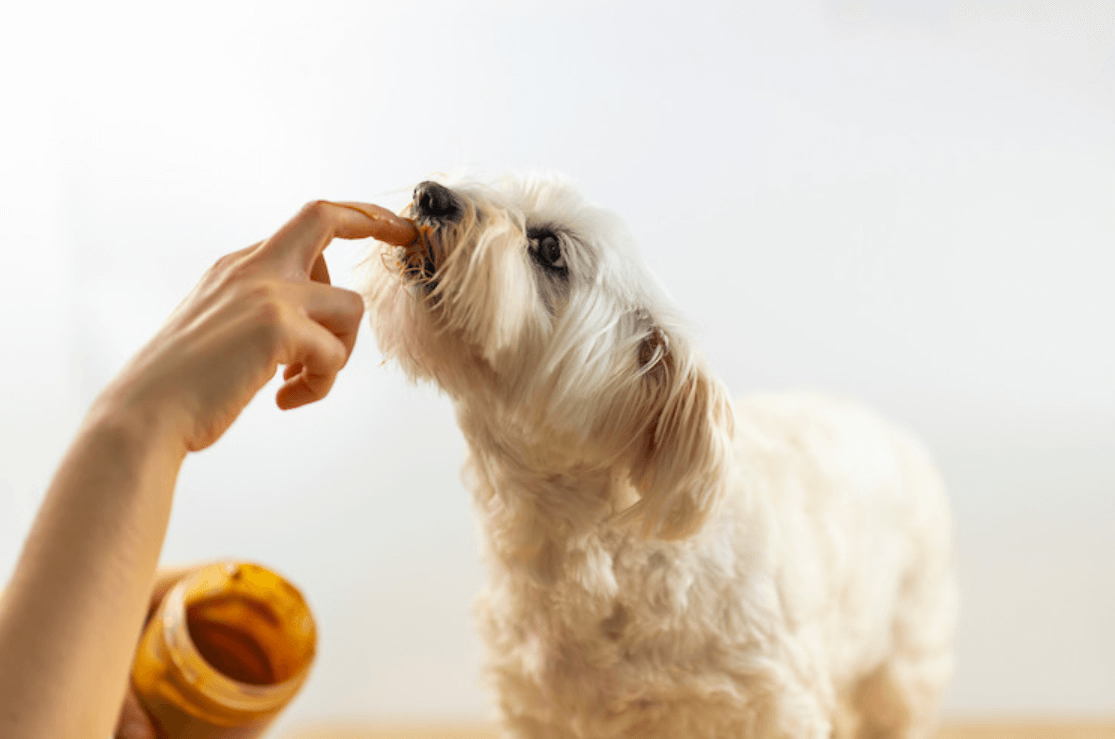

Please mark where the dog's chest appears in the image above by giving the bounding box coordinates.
[479,528,757,697]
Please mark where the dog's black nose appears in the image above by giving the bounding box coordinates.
[414,181,461,221]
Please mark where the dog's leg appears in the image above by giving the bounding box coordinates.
[767,687,835,739]
[846,645,952,739]
[850,553,957,738]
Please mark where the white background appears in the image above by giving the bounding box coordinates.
[1,0,1113,730]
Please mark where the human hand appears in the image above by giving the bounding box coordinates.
[95,201,416,454]
[113,565,204,739]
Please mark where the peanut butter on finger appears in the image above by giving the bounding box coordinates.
[325,201,418,246]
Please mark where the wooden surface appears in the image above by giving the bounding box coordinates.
[937,726,1115,739]
[282,723,1115,739]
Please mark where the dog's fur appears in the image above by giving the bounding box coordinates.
[360,174,957,739]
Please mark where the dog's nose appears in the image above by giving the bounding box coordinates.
[414,181,461,221]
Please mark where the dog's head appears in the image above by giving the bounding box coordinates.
[362,174,733,539]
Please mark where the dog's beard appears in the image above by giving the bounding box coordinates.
[401,232,438,290]
[392,211,451,297]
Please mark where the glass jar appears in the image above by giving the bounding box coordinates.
[131,562,317,739]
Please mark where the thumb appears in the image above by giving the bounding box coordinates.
[115,687,156,739]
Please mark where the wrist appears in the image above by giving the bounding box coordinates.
[84,385,191,465]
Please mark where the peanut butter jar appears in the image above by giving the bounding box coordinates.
[131,562,317,739]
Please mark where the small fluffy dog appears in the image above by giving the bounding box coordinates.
[361,175,957,739]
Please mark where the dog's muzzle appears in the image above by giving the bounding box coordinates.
[401,181,461,291]
[414,181,462,222]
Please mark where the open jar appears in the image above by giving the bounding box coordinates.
[131,562,317,739]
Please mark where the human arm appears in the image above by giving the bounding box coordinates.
[113,564,205,739]
[0,201,414,739]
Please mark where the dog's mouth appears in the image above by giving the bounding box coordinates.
[400,224,435,285]
[397,210,450,294]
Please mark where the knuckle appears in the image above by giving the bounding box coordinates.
[330,338,348,368]
[243,283,287,331]
[207,253,241,283]
[319,339,347,374]
[299,199,331,225]
[211,252,237,272]
[342,288,367,317]
[208,247,260,286]
[241,279,276,303]
[255,298,285,328]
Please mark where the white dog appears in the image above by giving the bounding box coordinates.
[360,175,957,739]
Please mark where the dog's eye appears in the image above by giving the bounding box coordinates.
[529,229,567,272]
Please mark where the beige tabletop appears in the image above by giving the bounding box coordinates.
[282,722,1115,739]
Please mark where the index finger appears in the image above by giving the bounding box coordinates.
[258,200,418,275]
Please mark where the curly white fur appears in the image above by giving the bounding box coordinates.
[359,174,957,739]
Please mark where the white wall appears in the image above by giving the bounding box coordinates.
[1,0,1112,729]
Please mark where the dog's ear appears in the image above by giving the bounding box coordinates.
[637,325,669,381]
[623,330,734,540]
